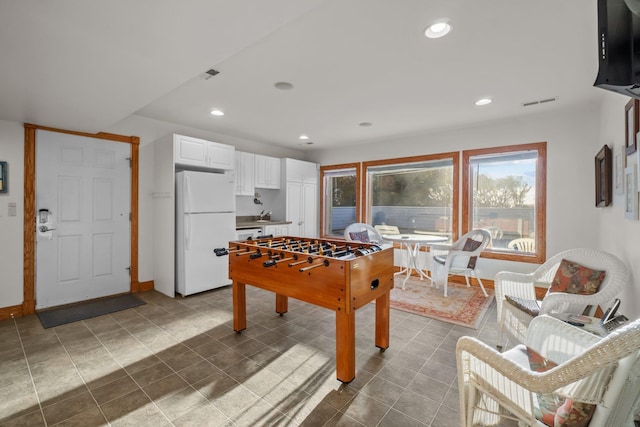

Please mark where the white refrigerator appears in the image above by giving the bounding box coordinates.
[176,170,236,296]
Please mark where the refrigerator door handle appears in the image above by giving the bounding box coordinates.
[185,214,191,251]
[184,174,191,213]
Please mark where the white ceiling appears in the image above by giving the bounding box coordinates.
[0,0,606,150]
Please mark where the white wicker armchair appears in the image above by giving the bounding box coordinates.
[495,248,628,347]
[457,315,640,426]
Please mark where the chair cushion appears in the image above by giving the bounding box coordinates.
[504,295,541,317]
[462,238,482,269]
[548,259,606,296]
[521,347,596,427]
[349,230,370,243]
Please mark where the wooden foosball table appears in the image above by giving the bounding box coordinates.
[219,236,394,383]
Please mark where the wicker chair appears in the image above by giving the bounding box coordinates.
[430,229,491,297]
[457,315,640,426]
[495,248,628,347]
[344,222,391,247]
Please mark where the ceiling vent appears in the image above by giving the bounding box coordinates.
[522,97,558,107]
[202,69,220,80]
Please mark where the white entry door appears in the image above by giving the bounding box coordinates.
[35,130,131,309]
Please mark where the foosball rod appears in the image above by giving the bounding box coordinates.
[288,256,314,267]
[262,254,298,268]
[299,259,330,272]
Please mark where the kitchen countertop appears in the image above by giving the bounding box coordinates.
[236,219,292,229]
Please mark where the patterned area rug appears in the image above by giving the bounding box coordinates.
[390,276,494,329]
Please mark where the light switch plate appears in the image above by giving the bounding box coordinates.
[8,202,16,217]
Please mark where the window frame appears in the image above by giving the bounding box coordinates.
[320,162,362,238]
[462,142,547,264]
[362,152,459,241]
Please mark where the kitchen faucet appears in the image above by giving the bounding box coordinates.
[259,210,272,220]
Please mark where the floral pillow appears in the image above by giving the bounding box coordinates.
[548,259,606,296]
[525,346,596,427]
[462,238,482,269]
[349,230,370,243]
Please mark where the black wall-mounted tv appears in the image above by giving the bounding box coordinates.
[594,0,640,99]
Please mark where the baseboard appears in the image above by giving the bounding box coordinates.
[0,304,23,321]
[138,280,154,292]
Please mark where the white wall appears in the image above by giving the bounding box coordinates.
[0,115,309,309]
[596,92,640,319]
[0,120,24,308]
[308,104,603,284]
[2,101,638,316]
[104,114,308,282]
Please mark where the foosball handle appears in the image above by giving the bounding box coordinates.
[213,248,229,256]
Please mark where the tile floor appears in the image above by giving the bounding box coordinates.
[0,285,501,426]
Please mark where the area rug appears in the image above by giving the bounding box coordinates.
[37,294,146,329]
[390,276,494,329]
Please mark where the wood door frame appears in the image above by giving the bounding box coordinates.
[23,123,140,315]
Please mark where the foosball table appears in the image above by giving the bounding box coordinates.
[218,235,394,383]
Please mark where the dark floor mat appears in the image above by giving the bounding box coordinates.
[37,294,146,329]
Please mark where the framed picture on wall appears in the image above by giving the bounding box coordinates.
[625,99,639,155]
[595,145,612,207]
[624,165,638,220]
[0,161,7,194]
[615,145,626,194]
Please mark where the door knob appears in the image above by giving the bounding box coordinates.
[39,226,56,232]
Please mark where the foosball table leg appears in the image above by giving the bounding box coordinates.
[375,291,390,350]
[275,294,288,315]
[233,281,247,332]
[335,310,356,383]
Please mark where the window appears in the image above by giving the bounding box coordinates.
[462,142,546,263]
[320,163,361,237]
[364,153,459,241]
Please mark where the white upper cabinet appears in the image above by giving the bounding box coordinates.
[284,158,318,183]
[235,151,255,196]
[254,154,281,189]
[174,134,234,171]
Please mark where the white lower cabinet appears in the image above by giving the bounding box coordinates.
[263,224,289,237]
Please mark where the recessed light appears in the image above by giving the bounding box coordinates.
[274,82,294,90]
[474,98,492,106]
[299,134,309,140]
[210,109,224,116]
[424,20,452,39]
[359,122,373,127]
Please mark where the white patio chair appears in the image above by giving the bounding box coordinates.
[457,315,640,426]
[508,237,536,253]
[495,248,628,347]
[430,229,491,297]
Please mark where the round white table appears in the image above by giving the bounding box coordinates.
[381,233,448,289]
